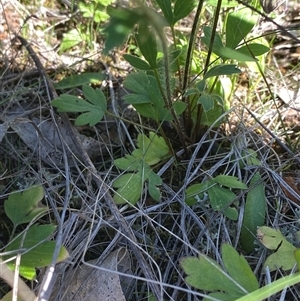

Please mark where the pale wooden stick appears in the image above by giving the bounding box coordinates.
[0,258,37,301]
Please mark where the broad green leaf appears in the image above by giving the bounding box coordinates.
[136,132,169,165]
[197,93,215,112]
[136,22,157,69]
[185,182,208,206]
[204,64,242,80]
[217,47,257,62]
[241,173,266,253]
[195,80,206,92]
[180,254,246,296]
[257,226,297,272]
[294,249,300,270]
[226,8,257,49]
[201,26,224,51]
[4,224,69,280]
[155,0,173,25]
[236,44,270,57]
[123,72,151,100]
[214,175,248,189]
[123,54,152,70]
[173,101,187,115]
[123,72,174,121]
[207,184,238,220]
[173,0,196,25]
[51,87,107,126]
[222,244,259,293]
[104,7,141,54]
[114,154,142,171]
[4,186,48,227]
[113,173,143,204]
[54,73,104,89]
[200,98,224,127]
[59,29,82,53]
[148,183,161,201]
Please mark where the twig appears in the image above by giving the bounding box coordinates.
[0,258,37,301]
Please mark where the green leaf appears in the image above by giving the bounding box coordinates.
[180,244,260,301]
[226,8,257,49]
[148,171,162,201]
[123,72,174,121]
[54,73,105,89]
[173,101,187,115]
[155,0,173,25]
[113,173,143,204]
[136,22,157,69]
[114,154,142,171]
[4,186,48,227]
[200,98,224,126]
[123,54,152,70]
[214,175,248,189]
[217,47,257,62]
[173,0,196,25]
[236,43,270,57]
[185,182,208,206]
[241,173,266,253]
[59,29,82,53]
[207,184,238,220]
[204,64,242,80]
[197,93,215,112]
[51,86,107,126]
[82,85,107,110]
[294,249,300,270]
[180,254,246,297]
[257,226,297,272]
[201,26,224,51]
[104,7,141,54]
[136,132,169,165]
[222,244,259,292]
[4,224,69,280]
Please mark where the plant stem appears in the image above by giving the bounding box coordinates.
[203,0,223,76]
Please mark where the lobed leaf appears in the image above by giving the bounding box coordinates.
[4,224,69,280]
[257,226,297,272]
[4,186,48,227]
[51,85,107,126]
[54,73,104,89]
[222,244,259,293]
[113,173,143,204]
[207,182,238,220]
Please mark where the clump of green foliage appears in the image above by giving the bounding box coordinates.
[0,186,69,300]
[50,0,300,298]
